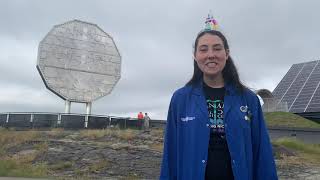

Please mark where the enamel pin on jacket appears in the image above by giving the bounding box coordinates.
[160,81,278,180]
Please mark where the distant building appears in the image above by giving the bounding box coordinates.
[256,89,288,112]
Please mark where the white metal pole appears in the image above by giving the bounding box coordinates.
[85,102,92,128]
[57,113,61,125]
[65,100,71,113]
[6,113,9,123]
[86,102,92,115]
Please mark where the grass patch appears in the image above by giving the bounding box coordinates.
[79,128,138,141]
[34,142,49,153]
[264,112,320,128]
[276,155,305,168]
[74,168,89,177]
[88,160,110,173]
[0,128,41,154]
[0,153,48,177]
[274,138,320,154]
[0,128,40,147]
[150,143,163,152]
[150,129,164,138]
[0,147,6,156]
[117,129,138,141]
[0,129,48,178]
[80,129,110,139]
[120,173,141,180]
[47,128,67,139]
[273,137,320,165]
[50,161,73,170]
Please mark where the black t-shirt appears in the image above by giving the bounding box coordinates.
[203,83,234,180]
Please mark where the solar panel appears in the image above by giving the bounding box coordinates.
[272,60,320,113]
[272,63,304,99]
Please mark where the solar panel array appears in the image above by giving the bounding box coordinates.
[272,60,320,113]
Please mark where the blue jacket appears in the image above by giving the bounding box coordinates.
[160,81,278,180]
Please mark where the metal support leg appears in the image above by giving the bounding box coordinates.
[6,113,9,123]
[65,100,71,114]
[85,102,92,128]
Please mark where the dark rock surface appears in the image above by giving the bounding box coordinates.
[6,130,163,179]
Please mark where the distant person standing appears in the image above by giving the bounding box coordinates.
[144,113,150,132]
[137,112,144,130]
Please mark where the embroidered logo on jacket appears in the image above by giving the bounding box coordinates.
[240,105,252,121]
[181,116,195,122]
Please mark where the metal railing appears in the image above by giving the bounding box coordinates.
[0,112,166,129]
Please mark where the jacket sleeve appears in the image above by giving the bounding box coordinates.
[160,94,177,180]
[251,96,278,180]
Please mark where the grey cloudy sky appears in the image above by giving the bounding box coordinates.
[1,0,319,119]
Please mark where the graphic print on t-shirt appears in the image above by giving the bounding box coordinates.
[207,99,224,133]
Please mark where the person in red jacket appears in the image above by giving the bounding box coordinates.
[137,112,144,129]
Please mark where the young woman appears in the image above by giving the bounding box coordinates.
[160,17,278,180]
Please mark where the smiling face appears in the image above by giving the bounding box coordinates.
[194,33,229,80]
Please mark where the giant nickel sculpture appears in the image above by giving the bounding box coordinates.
[37,20,121,115]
